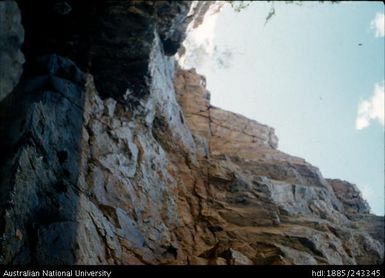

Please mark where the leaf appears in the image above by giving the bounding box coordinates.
[264,7,276,26]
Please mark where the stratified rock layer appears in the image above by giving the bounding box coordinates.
[0,0,383,265]
[174,68,383,265]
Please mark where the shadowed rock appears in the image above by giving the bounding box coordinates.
[0,54,85,264]
[0,1,25,102]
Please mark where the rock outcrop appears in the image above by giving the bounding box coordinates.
[328,179,371,215]
[174,68,384,265]
[0,0,24,101]
[0,0,383,265]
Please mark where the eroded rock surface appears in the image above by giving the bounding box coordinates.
[0,0,383,265]
[174,67,384,265]
[328,179,371,215]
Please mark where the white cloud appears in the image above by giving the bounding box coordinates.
[356,82,385,130]
[370,12,385,37]
[177,3,221,69]
[177,1,242,71]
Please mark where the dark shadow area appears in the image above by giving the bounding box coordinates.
[16,0,189,102]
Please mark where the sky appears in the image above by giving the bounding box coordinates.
[178,1,385,215]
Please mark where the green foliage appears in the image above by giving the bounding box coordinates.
[264,6,275,26]
[224,1,252,12]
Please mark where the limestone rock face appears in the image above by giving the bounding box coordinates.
[0,0,383,265]
[173,67,384,265]
[328,179,370,214]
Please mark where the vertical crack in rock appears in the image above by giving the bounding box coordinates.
[174,66,384,265]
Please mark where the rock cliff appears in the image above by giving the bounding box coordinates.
[0,0,383,265]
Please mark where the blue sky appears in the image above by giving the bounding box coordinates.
[179,1,384,215]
